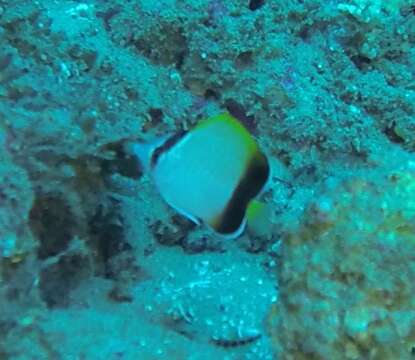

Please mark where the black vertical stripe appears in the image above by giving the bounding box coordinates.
[214,151,270,234]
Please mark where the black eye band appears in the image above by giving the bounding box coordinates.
[150,130,187,168]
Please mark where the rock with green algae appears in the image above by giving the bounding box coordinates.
[268,165,415,360]
[338,0,407,20]
[0,126,35,262]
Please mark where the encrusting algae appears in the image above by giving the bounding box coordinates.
[268,165,415,360]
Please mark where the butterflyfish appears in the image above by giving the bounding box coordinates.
[133,113,270,238]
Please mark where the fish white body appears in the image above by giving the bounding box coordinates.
[134,113,269,238]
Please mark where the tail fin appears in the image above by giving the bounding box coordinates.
[246,200,271,237]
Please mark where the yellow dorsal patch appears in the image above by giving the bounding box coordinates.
[193,113,257,155]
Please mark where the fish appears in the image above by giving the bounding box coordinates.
[133,113,270,239]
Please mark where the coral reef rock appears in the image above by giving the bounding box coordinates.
[269,166,415,360]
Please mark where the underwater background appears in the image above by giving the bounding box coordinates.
[1,0,415,359]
